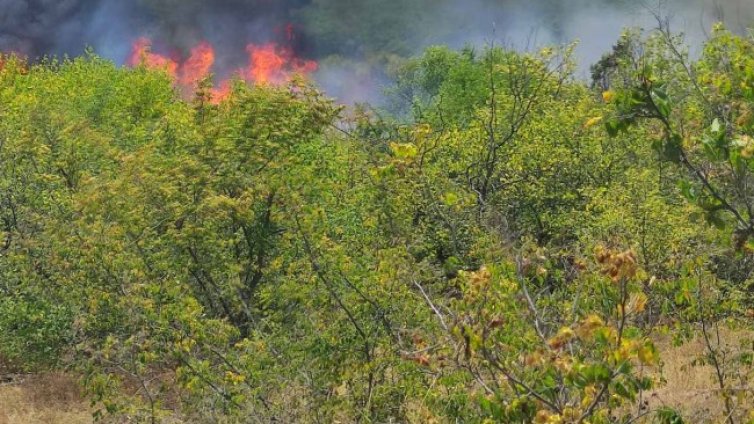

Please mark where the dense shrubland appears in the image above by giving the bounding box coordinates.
[2,25,754,423]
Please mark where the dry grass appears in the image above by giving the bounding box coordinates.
[0,373,92,424]
[1,328,752,423]
[643,327,754,423]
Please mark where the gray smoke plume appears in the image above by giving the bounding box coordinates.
[0,1,307,59]
[0,0,96,55]
[1,0,752,102]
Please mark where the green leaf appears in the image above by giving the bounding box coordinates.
[656,407,685,424]
[711,118,722,134]
[655,133,682,163]
[613,380,636,401]
[651,89,671,118]
[679,180,697,201]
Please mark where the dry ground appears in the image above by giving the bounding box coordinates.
[643,327,754,423]
[1,329,752,424]
[0,373,92,424]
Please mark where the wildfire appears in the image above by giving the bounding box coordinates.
[246,43,287,84]
[179,41,215,87]
[246,43,318,85]
[128,38,179,78]
[128,29,318,104]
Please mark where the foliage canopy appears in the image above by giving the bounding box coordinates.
[2,24,754,424]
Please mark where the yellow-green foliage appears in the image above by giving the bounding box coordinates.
[1,26,754,423]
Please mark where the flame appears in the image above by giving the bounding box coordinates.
[128,37,179,78]
[210,80,232,104]
[291,57,319,75]
[246,43,287,84]
[246,43,318,85]
[180,41,215,87]
[0,53,28,75]
[127,26,318,104]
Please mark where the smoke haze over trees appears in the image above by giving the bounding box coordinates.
[3,0,753,63]
[1,0,753,102]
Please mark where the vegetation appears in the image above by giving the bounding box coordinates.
[2,24,754,423]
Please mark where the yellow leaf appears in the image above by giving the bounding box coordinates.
[584,116,603,129]
[638,342,657,365]
[548,327,575,350]
[442,191,459,206]
[576,314,605,339]
[389,142,418,160]
[627,292,648,314]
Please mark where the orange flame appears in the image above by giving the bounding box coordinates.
[128,37,179,78]
[246,43,287,84]
[180,41,215,87]
[209,80,232,104]
[245,43,318,85]
[291,57,319,75]
[127,28,318,104]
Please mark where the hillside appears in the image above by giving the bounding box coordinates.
[2,23,754,423]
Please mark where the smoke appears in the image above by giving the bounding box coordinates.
[0,0,96,55]
[426,0,754,74]
[1,0,752,102]
[0,1,307,63]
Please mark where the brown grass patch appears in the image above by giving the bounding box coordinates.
[0,373,92,424]
[644,327,754,423]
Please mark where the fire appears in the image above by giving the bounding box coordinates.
[246,44,288,84]
[209,80,232,104]
[128,37,179,78]
[180,41,215,87]
[246,43,318,85]
[127,27,318,104]
[291,57,319,75]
